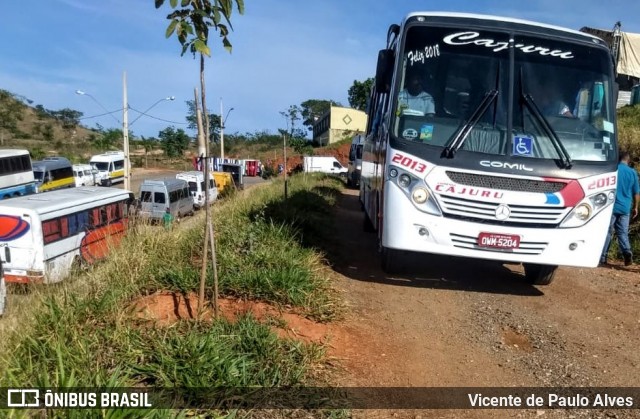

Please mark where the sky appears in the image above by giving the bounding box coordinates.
[1,0,639,139]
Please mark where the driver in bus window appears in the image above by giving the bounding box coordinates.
[398,70,435,117]
[536,81,574,118]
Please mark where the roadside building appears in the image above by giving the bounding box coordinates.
[312,106,367,146]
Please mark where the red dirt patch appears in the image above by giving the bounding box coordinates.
[128,292,338,345]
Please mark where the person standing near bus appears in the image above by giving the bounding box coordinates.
[163,208,174,230]
[600,151,640,266]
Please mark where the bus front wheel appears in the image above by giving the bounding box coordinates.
[381,246,400,274]
[523,263,557,285]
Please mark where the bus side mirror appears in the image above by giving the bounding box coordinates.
[375,49,394,94]
[4,247,10,264]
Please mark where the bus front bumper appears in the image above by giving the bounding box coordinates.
[382,183,611,268]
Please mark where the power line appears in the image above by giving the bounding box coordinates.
[79,108,124,120]
[128,106,187,125]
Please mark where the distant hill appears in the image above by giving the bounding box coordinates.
[0,89,103,161]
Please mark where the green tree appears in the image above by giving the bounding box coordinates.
[300,99,341,131]
[185,99,221,142]
[51,108,83,137]
[159,126,190,158]
[156,0,245,314]
[92,128,122,151]
[348,77,374,111]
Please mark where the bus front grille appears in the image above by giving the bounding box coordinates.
[438,195,569,227]
[450,233,548,255]
[445,171,566,193]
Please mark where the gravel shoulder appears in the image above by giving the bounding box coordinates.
[326,188,640,418]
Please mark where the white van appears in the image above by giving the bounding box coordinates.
[72,164,97,187]
[90,151,125,186]
[347,134,365,188]
[303,156,348,176]
[138,178,194,221]
[176,171,218,209]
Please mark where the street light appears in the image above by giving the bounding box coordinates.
[129,96,175,126]
[77,76,175,193]
[75,90,120,123]
[219,98,234,161]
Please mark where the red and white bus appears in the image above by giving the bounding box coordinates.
[361,12,619,285]
[0,187,134,284]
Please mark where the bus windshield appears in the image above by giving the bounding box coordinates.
[392,25,616,163]
[93,162,109,171]
[33,170,45,182]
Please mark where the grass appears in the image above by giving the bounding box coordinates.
[0,173,345,418]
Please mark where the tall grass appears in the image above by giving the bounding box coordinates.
[0,173,344,417]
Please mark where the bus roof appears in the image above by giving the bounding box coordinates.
[403,12,601,42]
[0,149,30,158]
[32,157,72,171]
[90,152,124,161]
[0,187,131,216]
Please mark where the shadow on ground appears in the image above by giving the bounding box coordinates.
[324,189,545,297]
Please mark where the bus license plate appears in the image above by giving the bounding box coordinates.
[477,232,520,249]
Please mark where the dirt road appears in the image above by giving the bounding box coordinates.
[327,188,640,418]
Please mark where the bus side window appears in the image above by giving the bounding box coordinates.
[77,211,88,230]
[60,217,69,238]
[43,219,61,244]
[89,208,101,227]
[68,213,79,235]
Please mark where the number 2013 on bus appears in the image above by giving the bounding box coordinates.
[391,153,427,173]
[587,175,616,190]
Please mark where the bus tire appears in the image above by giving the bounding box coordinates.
[106,179,112,187]
[381,246,400,274]
[523,263,557,285]
[363,212,375,233]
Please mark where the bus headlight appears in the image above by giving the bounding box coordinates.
[398,174,411,188]
[412,187,429,204]
[574,203,592,221]
[560,189,615,228]
[389,168,398,178]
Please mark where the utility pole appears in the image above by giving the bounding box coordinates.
[122,71,130,192]
[220,98,225,161]
[283,130,288,199]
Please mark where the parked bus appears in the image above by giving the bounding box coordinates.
[32,157,75,193]
[0,187,134,284]
[90,151,125,186]
[361,12,619,285]
[0,149,36,199]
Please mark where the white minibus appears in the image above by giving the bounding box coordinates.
[176,171,218,209]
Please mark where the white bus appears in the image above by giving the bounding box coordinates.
[0,187,134,284]
[90,151,126,186]
[0,149,37,199]
[361,12,619,285]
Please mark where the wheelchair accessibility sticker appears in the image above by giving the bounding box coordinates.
[512,136,533,157]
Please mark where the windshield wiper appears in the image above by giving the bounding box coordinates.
[442,90,498,158]
[521,93,573,169]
